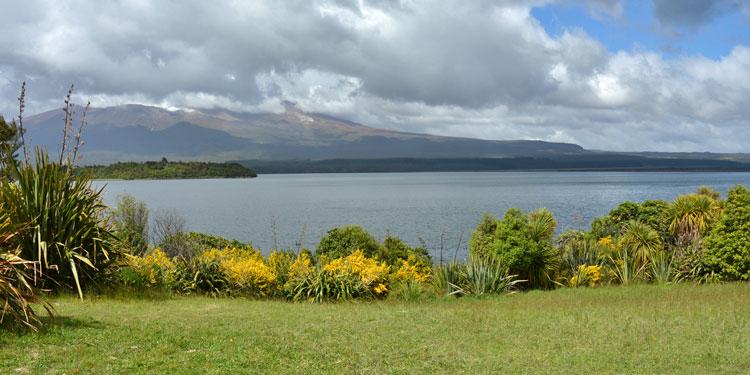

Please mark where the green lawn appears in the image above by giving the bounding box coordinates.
[2,283,750,374]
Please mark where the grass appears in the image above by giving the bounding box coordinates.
[2,283,750,374]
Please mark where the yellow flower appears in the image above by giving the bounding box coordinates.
[196,247,275,296]
[374,283,388,294]
[288,253,313,280]
[323,250,390,292]
[569,264,602,288]
[394,255,432,283]
[128,248,176,286]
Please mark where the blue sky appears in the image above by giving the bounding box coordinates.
[533,1,750,59]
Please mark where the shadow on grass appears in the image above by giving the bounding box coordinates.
[0,315,104,344]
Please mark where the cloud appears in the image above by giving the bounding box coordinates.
[653,0,744,30]
[0,0,748,152]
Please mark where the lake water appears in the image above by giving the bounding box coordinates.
[97,171,750,259]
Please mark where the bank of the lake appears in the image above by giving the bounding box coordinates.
[3,283,748,373]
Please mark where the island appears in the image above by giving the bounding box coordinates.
[78,159,257,179]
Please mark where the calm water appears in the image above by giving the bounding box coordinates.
[97,172,750,259]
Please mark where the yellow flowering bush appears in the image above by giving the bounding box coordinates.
[288,253,313,280]
[569,264,603,288]
[394,255,433,283]
[196,247,276,297]
[323,250,390,294]
[127,248,176,287]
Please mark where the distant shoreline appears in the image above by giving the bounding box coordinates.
[78,160,257,180]
[236,156,750,174]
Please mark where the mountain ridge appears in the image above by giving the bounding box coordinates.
[23,104,586,164]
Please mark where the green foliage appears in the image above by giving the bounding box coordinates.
[0,214,53,331]
[434,257,521,297]
[173,258,230,297]
[388,280,432,302]
[619,220,662,265]
[0,150,116,297]
[78,160,257,180]
[316,225,381,259]
[111,195,149,255]
[185,232,249,250]
[468,213,498,260]
[667,193,721,245]
[591,200,670,240]
[472,208,558,289]
[701,185,750,280]
[377,235,430,267]
[0,116,23,179]
[289,267,368,303]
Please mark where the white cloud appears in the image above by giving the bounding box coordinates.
[0,0,748,152]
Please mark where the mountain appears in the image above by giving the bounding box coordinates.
[23,103,586,164]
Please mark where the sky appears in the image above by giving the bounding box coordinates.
[1,0,749,152]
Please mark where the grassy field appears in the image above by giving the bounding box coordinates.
[2,284,749,374]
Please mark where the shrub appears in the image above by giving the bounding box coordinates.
[394,254,432,283]
[0,150,116,297]
[123,249,177,289]
[701,185,750,280]
[388,280,432,302]
[377,235,430,267]
[111,195,149,255]
[667,193,721,245]
[186,232,248,250]
[316,225,380,259]
[471,208,558,289]
[197,247,276,297]
[0,214,53,330]
[268,250,295,287]
[468,213,499,260]
[288,250,389,302]
[323,250,389,293]
[435,257,521,297]
[568,265,603,288]
[618,220,662,265]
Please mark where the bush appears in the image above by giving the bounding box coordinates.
[111,195,149,255]
[122,249,177,290]
[288,250,389,302]
[377,235,431,267]
[0,150,117,297]
[434,257,521,297]
[393,255,432,283]
[701,185,750,280]
[468,213,498,260]
[316,225,381,259]
[470,208,558,289]
[197,248,276,297]
[186,232,248,250]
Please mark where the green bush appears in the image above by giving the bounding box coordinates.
[470,208,558,289]
[0,150,117,297]
[111,195,149,255]
[316,225,380,259]
[434,257,521,297]
[701,185,750,280]
[377,235,430,267]
[468,213,498,260]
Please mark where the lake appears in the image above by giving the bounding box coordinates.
[97,171,750,259]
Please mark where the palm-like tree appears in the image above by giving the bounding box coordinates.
[619,220,662,265]
[667,194,721,245]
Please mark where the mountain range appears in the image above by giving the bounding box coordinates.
[23,103,585,164]
[22,103,750,171]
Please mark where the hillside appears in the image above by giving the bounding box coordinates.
[23,103,585,163]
